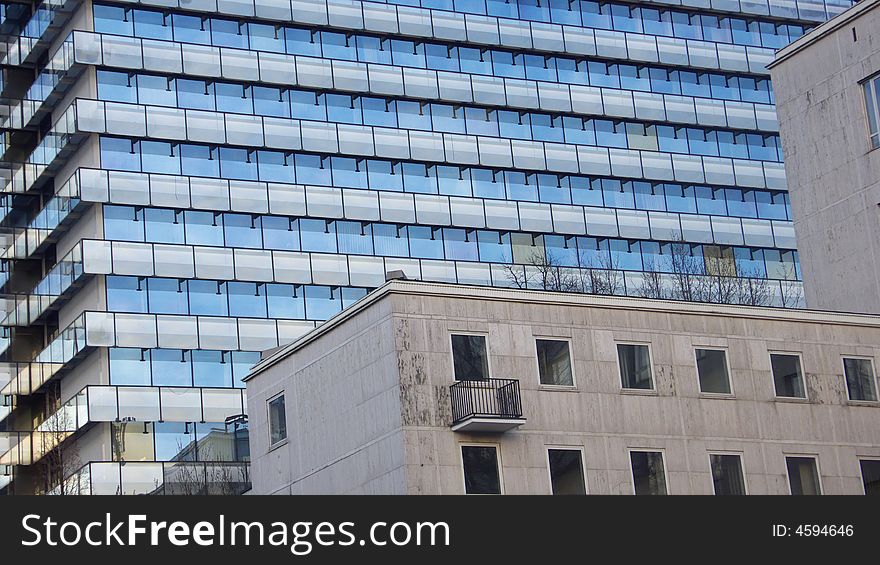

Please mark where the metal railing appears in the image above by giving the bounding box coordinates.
[450,378,523,425]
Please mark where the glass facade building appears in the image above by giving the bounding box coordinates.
[0,0,854,494]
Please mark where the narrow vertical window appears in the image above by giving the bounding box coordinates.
[859,460,880,495]
[710,453,746,495]
[864,74,880,149]
[696,348,731,394]
[537,339,574,386]
[630,451,667,495]
[618,344,654,390]
[461,445,501,494]
[843,358,877,402]
[548,449,586,495]
[771,353,806,398]
[451,334,489,381]
[268,394,287,446]
[786,456,821,495]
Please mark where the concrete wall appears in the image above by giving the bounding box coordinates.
[249,284,880,495]
[247,298,406,495]
[392,292,880,494]
[771,3,880,314]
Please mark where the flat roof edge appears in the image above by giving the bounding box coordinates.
[245,281,880,380]
[769,0,879,69]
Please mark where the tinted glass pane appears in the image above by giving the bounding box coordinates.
[452,334,489,381]
[710,454,746,495]
[631,451,667,495]
[109,347,151,386]
[771,354,805,398]
[696,349,731,394]
[617,344,653,390]
[269,395,287,445]
[860,460,880,495]
[786,457,821,495]
[537,340,573,386]
[549,449,586,494]
[844,358,877,402]
[461,446,501,494]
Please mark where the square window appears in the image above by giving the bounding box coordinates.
[771,353,806,398]
[843,358,877,402]
[786,456,821,495]
[860,460,880,495]
[696,349,731,394]
[451,334,489,381]
[630,450,667,495]
[536,339,574,387]
[617,344,653,390]
[461,445,501,494]
[548,449,586,495]
[268,394,287,447]
[710,453,746,495]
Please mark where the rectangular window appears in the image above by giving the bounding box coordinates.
[461,445,501,494]
[864,74,880,149]
[771,353,806,399]
[451,334,489,381]
[786,456,821,495]
[536,339,574,387]
[548,449,586,495]
[843,358,877,402]
[268,394,287,447]
[860,460,880,495]
[710,453,746,495]
[630,450,667,495]
[617,344,654,390]
[696,348,731,394]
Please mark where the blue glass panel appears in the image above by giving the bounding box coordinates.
[188,280,228,316]
[193,350,234,388]
[408,226,444,259]
[373,224,410,257]
[109,348,151,386]
[172,13,210,45]
[133,8,172,41]
[477,230,510,263]
[228,282,268,318]
[571,177,604,207]
[262,216,299,251]
[101,137,140,171]
[145,208,184,244]
[266,284,304,319]
[184,210,224,246]
[337,221,374,255]
[107,276,148,312]
[152,349,193,387]
[223,213,263,249]
[299,219,337,253]
[304,285,342,321]
[180,144,219,177]
[443,228,479,261]
[94,5,132,35]
[211,18,248,49]
[147,277,189,315]
[104,205,144,241]
[98,70,137,103]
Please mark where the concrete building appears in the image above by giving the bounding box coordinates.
[0,0,859,494]
[245,279,880,495]
[769,0,880,314]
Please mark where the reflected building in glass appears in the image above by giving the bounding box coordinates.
[0,0,855,494]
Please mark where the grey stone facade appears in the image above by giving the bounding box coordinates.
[769,0,880,314]
[246,280,880,495]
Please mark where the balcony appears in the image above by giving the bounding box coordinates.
[450,378,525,433]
